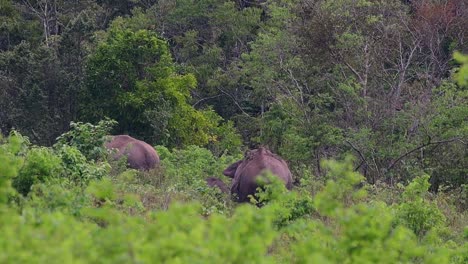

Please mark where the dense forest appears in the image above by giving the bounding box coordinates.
[0,0,467,262]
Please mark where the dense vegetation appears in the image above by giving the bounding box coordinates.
[0,123,466,262]
[0,0,467,262]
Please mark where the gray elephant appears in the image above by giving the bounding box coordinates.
[223,147,293,202]
[206,177,230,193]
[105,135,159,171]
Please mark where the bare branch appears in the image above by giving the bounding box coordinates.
[216,87,250,116]
[345,140,369,172]
[192,94,222,107]
[386,138,463,172]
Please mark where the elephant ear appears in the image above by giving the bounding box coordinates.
[223,160,242,178]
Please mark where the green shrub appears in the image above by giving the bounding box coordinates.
[314,155,367,216]
[395,175,446,237]
[56,145,110,186]
[25,182,90,217]
[256,174,315,227]
[0,135,465,263]
[0,133,24,203]
[156,145,239,190]
[154,145,239,214]
[55,119,117,161]
[205,116,243,157]
[281,157,461,263]
[12,147,61,196]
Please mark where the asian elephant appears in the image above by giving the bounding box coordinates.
[206,177,229,193]
[223,147,293,202]
[105,135,160,171]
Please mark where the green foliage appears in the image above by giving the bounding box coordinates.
[53,120,112,186]
[142,0,264,119]
[87,177,117,204]
[154,145,238,215]
[203,111,243,156]
[12,147,61,196]
[0,0,42,50]
[283,159,462,264]
[55,119,117,161]
[1,202,278,263]
[152,146,236,215]
[314,205,405,263]
[131,202,277,263]
[314,156,367,216]
[0,208,98,263]
[254,101,343,170]
[211,1,262,53]
[82,27,232,148]
[429,81,468,140]
[25,181,90,217]
[56,144,110,186]
[0,141,466,262]
[0,133,23,203]
[0,0,116,145]
[0,42,71,145]
[1,0,466,191]
[256,173,315,228]
[454,52,468,86]
[157,145,239,190]
[395,175,446,237]
[1,1,468,262]
[82,28,176,137]
[422,80,468,190]
[1,127,112,201]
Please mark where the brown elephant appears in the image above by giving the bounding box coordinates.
[223,147,293,202]
[205,177,229,193]
[105,135,160,171]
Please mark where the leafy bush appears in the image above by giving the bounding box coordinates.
[56,145,110,186]
[55,119,117,161]
[256,173,315,227]
[25,182,90,217]
[0,133,24,203]
[156,145,239,190]
[0,131,465,263]
[82,28,235,148]
[454,52,468,86]
[205,115,243,157]
[280,158,463,264]
[314,156,367,216]
[395,175,446,237]
[12,147,61,196]
[154,145,239,214]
